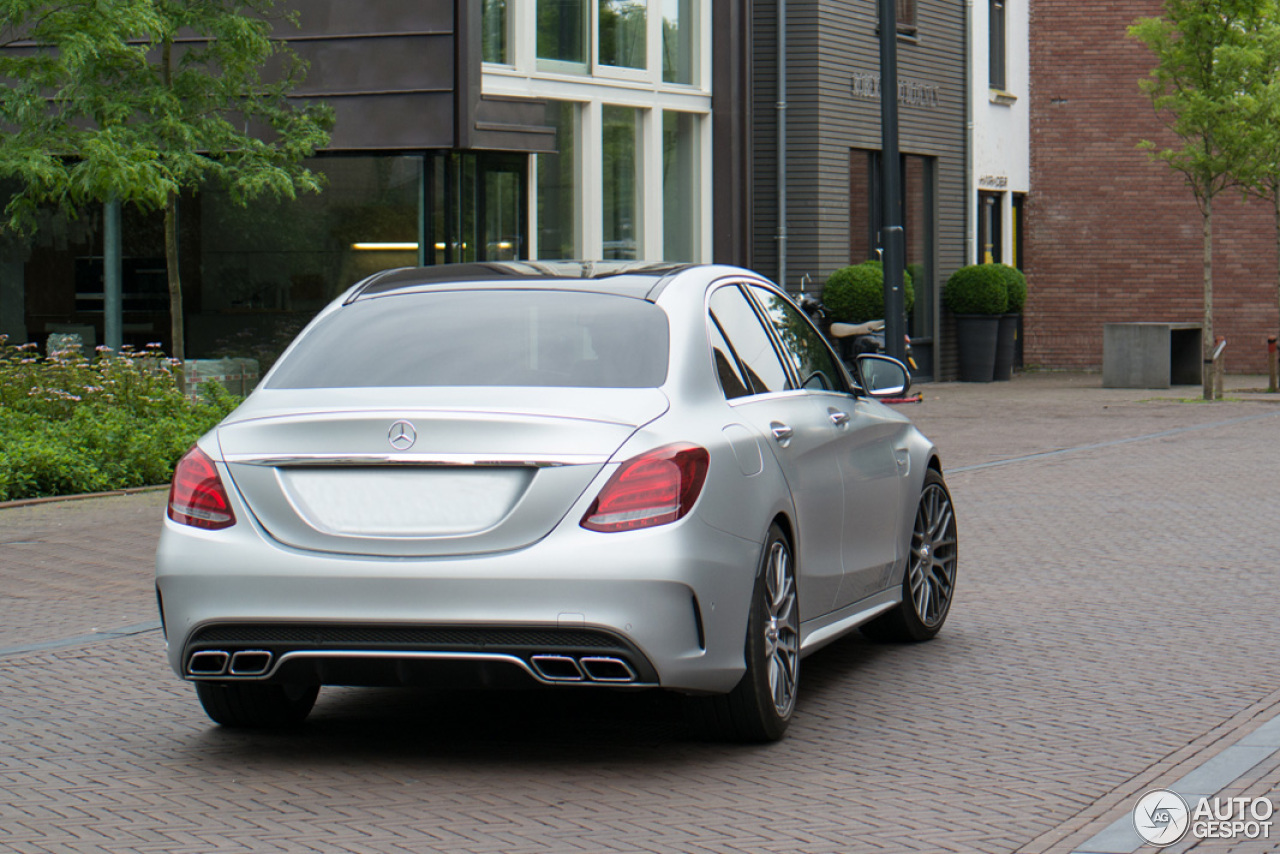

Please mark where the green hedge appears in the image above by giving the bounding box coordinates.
[943,264,1013,316]
[822,260,915,323]
[0,340,239,501]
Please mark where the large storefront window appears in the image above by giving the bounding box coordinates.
[599,0,646,69]
[428,152,528,265]
[663,111,697,261]
[602,105,640,260]
[538,101,579,259]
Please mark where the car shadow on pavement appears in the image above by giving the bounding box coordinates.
[179,633,906,762]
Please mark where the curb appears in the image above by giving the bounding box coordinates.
[0,484,168,511]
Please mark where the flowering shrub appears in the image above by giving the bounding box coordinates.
[0,337,240,501]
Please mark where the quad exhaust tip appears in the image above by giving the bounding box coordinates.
[579,657,636,682]
[188,650,230,675]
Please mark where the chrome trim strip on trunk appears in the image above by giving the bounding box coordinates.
[224,453,609,468]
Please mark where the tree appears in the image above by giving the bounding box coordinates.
[0,0,332,371]
[1129,0,1265,399]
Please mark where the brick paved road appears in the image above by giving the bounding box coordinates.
[2,375,1278,853]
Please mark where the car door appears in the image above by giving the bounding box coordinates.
[707,283,845,619]
[745,285,906,610]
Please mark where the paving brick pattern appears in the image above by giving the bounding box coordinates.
[2,374,1279,853]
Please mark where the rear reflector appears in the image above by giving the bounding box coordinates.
[581,443,709,533]
[168,446,236,530]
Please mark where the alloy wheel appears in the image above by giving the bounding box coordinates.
[909,482,958,627]
[763,539,800,717]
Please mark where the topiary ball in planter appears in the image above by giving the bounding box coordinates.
[997,264,1027,313]
[943,264,1009,316]
[822,261,915,323]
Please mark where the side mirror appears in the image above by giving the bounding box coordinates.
[856,354,911,398]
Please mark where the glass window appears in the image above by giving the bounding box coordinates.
[200,155,422,318]
[537,101,578,260]
[708,285,790,394]
[482,0,508,64]
[268,290,670,389]
[748,285,847,393]
[989,0,1007,90]
[538,0,588,67]
[662,111,697,261]
[662,0,694,83]
[599,0,647,69]
[708,317,752,400]
[602,105,639,260]
[897,0,917,35]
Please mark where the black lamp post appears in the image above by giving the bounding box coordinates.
[878,0,906,362]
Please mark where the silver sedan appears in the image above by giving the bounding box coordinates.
[156,262,957,742]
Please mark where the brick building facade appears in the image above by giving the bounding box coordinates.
[1027,0,1279,375]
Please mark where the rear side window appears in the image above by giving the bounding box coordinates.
[267,290,669,389]
[708,285,791,395]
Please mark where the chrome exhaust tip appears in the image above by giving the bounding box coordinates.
[579,657,636,682]
[530,655,584,681]
[188,650,230,676]
[228,650,273,676]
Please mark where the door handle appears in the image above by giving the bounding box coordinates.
[828,409,849,426]
[770,422,793,442]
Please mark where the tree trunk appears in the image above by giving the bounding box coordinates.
[165,193,185,394]
[1202,199,1214,401]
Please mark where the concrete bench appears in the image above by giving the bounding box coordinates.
[1103,323,1202,388]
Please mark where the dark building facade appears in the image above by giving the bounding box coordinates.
[750,0,969,380]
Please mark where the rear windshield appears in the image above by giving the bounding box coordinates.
[266,289,670,389]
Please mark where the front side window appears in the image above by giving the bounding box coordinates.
[599,0,647,70]
[708,285,790,395]
[748,286,848,393]
[267,290,669,389]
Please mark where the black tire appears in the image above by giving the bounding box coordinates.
[194,681,319,728]
[688,523,800,743]
[861,468,958,643]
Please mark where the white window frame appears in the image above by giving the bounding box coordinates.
[486,0,712,262]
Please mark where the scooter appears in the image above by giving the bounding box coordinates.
[797,291,917,372]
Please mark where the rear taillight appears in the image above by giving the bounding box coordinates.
[168,446,236,530]
[581,443,709,533]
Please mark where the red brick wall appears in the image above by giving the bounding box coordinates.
[1027,0,1280,374]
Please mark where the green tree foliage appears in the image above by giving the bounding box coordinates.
[0,0,333,364]
[1129,0,1269,399]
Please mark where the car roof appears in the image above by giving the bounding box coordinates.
[346,261,697,303]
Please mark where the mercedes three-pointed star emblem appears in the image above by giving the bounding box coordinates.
[388,420,417,451]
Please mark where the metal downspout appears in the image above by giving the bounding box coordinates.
[965,0,975,266]
[777,0,787,290]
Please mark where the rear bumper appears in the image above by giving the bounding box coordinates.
[156,513,760,694]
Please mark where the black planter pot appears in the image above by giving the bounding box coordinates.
[993,313,1020,381]
[955,315,1000,382]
